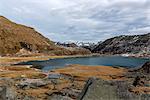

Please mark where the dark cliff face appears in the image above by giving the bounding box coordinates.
[92,33,150,54]
[138,61,150,74]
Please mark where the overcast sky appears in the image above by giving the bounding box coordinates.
[0,0,150,42]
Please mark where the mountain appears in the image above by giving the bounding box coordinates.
[78,42,102,51]
[56,42,78,48]
[92,33,150,56]
[0,16,90,56]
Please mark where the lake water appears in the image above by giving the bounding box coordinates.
[20,56,150,71]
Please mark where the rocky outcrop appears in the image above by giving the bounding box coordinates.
[0,86,6,100]
[81,78,126,100]
[133,76,145,87]
[78,78,95,100]
[92,33,150,56]
[138,61,150,74]
[132,61,150,75]
[81,78,150,100]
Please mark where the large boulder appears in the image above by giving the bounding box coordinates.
[0,86,6,100]
[79,78,119,100]
[133,76,145,87]
[0,86,16,100]
[16,79,48,89]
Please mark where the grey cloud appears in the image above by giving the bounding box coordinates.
[0,0,150,42]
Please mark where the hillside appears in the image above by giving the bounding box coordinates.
[92,33,150,56]
[0,16,90,56]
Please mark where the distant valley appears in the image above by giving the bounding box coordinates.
[0,16,150,58]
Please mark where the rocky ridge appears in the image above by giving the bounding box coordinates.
[92,33,150,57]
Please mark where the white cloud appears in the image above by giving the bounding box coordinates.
[128,26,150,33]
[0,0,150,42]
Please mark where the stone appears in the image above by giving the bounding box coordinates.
[17,79,48,89]
[139,61,150,74]
[0,86,15,100]
[78,77,94,100]
[0,86,6,100]
[47,94,73,100]
[62,88,80,99]
[48,74,62,79]
[17,82,29,89]
[133,76,145,87]
[30,80,47,88]
[79,78,119,100]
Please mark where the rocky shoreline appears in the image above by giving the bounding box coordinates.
[0,56,150,100]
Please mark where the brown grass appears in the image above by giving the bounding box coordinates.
[52,64,127,81]
[0,55,85,64]
[0,65,46,79]
[129,86,150,94]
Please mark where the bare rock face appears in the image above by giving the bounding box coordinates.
[92,33,150,55]
[0,86,16,100]
[132,61,150,88]
[133,76,145,87]
[138,61,150,74]
[0,86,6,100]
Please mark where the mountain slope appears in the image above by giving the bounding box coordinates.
[0,16,90,56]
[0,16,57,55]
[92,33,150,55]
